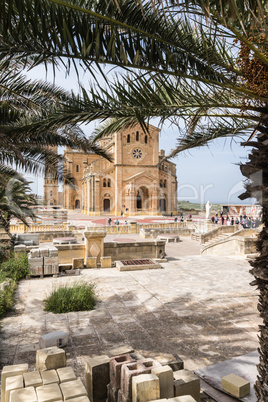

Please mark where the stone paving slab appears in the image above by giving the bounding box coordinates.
[0,243,260,398]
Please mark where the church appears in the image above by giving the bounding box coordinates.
[44,124,178,216]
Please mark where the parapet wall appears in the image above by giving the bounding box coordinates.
[104,241,166,261]
[37,241,166,264]
[201,236,257,256]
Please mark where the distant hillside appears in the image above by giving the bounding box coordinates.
[178,201,222,211]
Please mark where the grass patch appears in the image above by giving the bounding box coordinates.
[44,281,97,314]
[0,252,29,282]
[0,279,16,318]
[0,252,29,318]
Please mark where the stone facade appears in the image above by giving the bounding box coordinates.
[44,146,59,207]
[45,124,178,215]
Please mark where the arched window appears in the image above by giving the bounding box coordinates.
[103,179,106,187]
[136,131,139,141]
[160,180,163,188]
[127,134,130,143]
[164,165,168,171]
[50,191,53,196]
[145,135,148,144]
[107,179,111,187]
[76,165,79,173]
[164,180,167,188]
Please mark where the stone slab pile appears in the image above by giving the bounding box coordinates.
[84,346,202,402]
[28,247,59,277]
[1,347,89,402]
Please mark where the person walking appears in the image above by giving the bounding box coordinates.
[108,217,112,226]
[221,215,225,225]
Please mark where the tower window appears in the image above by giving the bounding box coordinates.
[160,180,163,188]
[127,134,130,143]
[145,135,148,144]
[136,131,139,141]
[107,179,111,187]
[50,191,53,196]
[76,165,79,173]
[164,180,167,188]
[103,179,106,187]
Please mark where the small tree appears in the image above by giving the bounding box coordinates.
[0,176,36,243]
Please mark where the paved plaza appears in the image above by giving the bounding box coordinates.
[0,237,260,392]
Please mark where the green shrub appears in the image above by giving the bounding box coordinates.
[44,281,97,314]
[0,253,29,282]
[0,279,16,318]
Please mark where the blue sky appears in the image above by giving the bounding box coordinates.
[25,64,252,205]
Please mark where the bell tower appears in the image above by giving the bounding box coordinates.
[44,146,59,206]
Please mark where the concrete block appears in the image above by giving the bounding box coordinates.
[10,386,37,402]
[28,257,43,276]
[36,383,63,402]
[85,257,97,268]
[60,379,87,401]
[72,258,84,269]
[151,365,174,398]
[110,354,136,389]
[66,398,90,402]
[85,355,110,402]
[30,248,40,258]
[39,331,68,349]
[107,383,119,402]
[5,375,24,402]
[152,353,184,371]
[36,347,66,371]
[1,364,28,402]
[121,359,161,400]
[221,373,250,398]
[49,247,59,257]
[44,256,59,275]
[100,257,112,268]
[57,367,76,383]
[104,345,134,358]
[132,374,160,402]
[173,370,200,402]
[40,370,59,386]
[40,247,49,257]
[24,371,43,388]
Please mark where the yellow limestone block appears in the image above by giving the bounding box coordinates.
[5,375,24,402]
[222,373,250,398]
[1,364,28,402]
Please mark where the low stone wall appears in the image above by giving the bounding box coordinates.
[55,244,86,264]
[104,240,166,261]
[54,240,166,264]
[140,227,194,238]
[201,235,257,256]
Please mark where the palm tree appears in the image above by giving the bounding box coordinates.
[0,61,110,181]
[0,176,36,243]
[0,0,268,398]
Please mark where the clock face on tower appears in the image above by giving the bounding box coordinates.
[133,148,142,159]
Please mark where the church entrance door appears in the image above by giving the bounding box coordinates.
[103,198,110,212]
[75,199,81,209]
[160,198,166,212]
[136,187,149,211]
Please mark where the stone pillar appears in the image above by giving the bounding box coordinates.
[84,230,106,263]
[95,177,101,215]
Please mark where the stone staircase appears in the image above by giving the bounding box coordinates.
[202,232,231,248]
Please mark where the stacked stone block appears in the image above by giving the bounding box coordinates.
[28,247,59,277]
[1,348,89,402]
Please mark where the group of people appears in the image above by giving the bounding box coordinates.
[174,213,192,223]
[211,212,261,228]
[108,217,128,226]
